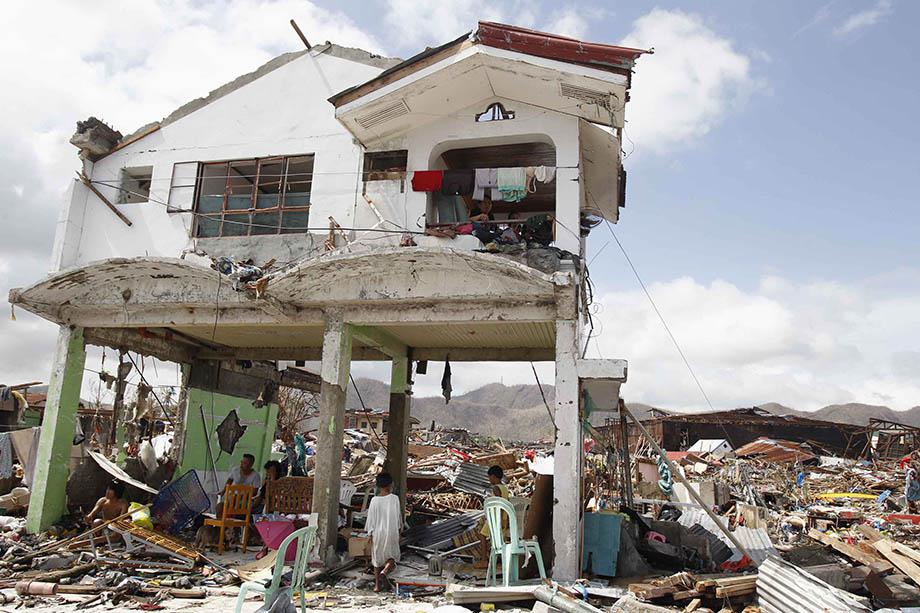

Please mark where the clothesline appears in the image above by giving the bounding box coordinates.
[411,165,558,203]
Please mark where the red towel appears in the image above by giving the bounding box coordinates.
[411,170,443,192]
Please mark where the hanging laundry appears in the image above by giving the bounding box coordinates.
[441,359,452,404]
[534,165,556,183]
[411,170,443,192]
[473,168,503,200]
[0,434,12,480]
[497,167,527,202]
[10,390,27,411]
[440,170,474,196]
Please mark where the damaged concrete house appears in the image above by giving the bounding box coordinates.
[9,22,648,580]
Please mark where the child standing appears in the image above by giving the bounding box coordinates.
[366,472,402,592]
[476,465,510,568]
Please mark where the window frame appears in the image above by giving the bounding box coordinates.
[192,154,314,238]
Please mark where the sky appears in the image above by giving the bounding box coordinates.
[1,0,918,413]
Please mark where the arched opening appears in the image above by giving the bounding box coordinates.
[426,140,558,246]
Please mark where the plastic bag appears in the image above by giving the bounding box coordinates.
[129,502,153,530]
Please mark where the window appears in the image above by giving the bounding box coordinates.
[118,166,153,203]
[194,154,313,238]
[475,102,514,122]
[360,421,368,429]
[363,150,407,181]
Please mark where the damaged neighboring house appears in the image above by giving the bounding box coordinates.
[9,22,648,580]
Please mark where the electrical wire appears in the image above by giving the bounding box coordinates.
[603,219,716,412]
[349,373,387,453]
[530,362,557,431]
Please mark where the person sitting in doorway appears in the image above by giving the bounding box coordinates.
[476,465,511,568]
[85,480,129,527]
[470,196,500,246]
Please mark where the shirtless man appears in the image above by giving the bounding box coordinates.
[85,480,129,527]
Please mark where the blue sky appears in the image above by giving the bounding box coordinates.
[1,0,918,411]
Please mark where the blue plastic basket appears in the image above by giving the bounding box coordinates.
[151,470,211,534]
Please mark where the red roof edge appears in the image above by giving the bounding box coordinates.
[476,21,652,74]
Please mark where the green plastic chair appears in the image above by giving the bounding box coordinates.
[235,525,317,613]
[484,497,546,586]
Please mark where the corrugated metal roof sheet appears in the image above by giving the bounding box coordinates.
[452,463,492,496]
[757,556,871,613]
[734,437,817,464]
[401,511,482,548]
[676,508,778,564]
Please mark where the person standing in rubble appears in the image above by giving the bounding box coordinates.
[906,453,920,513]
[366,472,402,592]
[476,465,510,568]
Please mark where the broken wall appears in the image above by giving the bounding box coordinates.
[177,387,278,480]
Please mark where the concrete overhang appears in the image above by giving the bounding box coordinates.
[333,44,630,145]
[10,248,564,362]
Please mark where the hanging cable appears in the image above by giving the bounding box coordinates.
[530,362,557,431]
[603,220,716,412]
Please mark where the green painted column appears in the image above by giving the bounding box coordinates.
[385,356,411,508]
[27,326,86,533]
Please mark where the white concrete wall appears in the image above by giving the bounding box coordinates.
[53,70,587,271]
[53,50,385,270]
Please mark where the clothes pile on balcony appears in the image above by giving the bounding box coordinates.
[410,166,556,202]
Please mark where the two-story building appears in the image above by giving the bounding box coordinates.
[10,21,646,579]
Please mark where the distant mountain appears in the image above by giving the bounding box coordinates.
[344,378,670,440]
[758,401,920,427]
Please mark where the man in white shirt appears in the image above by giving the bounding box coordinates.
[226,453,262,490]
[216,453,261,517]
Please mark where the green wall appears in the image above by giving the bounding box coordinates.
[178,387,279,475]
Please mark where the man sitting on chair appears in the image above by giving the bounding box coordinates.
[217,453,261,516]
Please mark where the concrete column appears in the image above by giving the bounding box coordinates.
[27,326,86,533]
[552,318,582,580]
[554,165,581,255]
[312,314,352,566]
[385,356,411,508]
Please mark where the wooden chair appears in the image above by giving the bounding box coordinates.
[264,477,313,515]
[205,484,255,553]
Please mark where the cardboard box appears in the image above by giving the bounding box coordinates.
[348,534,371,558]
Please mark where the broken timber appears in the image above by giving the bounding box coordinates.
[77,172,132,227]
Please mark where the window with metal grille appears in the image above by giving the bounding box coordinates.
[194,154,313,237]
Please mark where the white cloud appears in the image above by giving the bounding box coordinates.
[0,0,382,386]
[620,10,756,152]
[543,9,590,39]
[380,1,593,52]
[834,0,893,37]
[589,273,920,412]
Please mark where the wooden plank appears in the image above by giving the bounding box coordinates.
[77,172,133,227]
[856,524,884,543]
[684,599,702,613]
[808,528,890,568]
[875,540,920,586]
[887,540,920,566]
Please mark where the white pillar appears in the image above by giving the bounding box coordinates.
[552,318,582,580]
[554,166,581,255]
[312,313,352,566]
